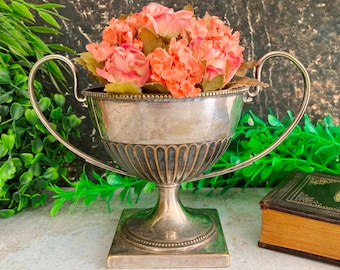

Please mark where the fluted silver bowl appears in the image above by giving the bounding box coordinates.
[83,86,248,184]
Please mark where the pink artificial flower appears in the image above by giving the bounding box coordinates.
[148,38,204,98]
[96,43,150,87]
[140,2,193,38]
[85,41,115,62]
[225,52,243,84]
[204,14,233,40]
[186,17,209,40]
[189,14,244,86]
[102,16,143,50]
[190,39,226,81]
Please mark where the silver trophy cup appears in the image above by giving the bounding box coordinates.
[28,51,310,268]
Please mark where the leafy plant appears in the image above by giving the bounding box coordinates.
[49,110,340,216]
[0,0,81,218]
[203,110,340,192]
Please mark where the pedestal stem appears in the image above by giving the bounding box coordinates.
[121,184,217,251]
[150,184,189,236]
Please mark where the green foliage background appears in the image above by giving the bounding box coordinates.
[0,0,81,218]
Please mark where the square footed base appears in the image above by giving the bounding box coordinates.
[107,208,229,269]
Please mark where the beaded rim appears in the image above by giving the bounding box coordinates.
[81,86,250,101]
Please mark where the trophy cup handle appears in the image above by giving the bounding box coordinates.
[28,54,131,176]
[189,51,311,181]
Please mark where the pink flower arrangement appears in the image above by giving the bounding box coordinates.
[76,2,266,98]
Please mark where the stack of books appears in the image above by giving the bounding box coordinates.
[258,171,340,265]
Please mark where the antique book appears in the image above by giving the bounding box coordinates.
[258,171,340,265]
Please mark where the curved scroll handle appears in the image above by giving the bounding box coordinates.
[189,51,311,182]
[28,54,132,176]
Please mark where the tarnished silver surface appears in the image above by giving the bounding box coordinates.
[84,87,245,182]
[120,185,217,251]
[84,88,245,145]
[108,208,229,269]
[80,88,247,267]
[28,51,311,269]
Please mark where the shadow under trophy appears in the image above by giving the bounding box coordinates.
[28,51,310,269]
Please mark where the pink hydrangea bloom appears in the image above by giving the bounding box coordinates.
[140,2,194,38]
[102,16,143,50]
[96,44,150,87]
[190,38,243,85]
[148,38,204,98]
[86,41,115,63]
[188,13,244,86]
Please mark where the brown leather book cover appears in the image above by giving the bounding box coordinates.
[259,171,340,265]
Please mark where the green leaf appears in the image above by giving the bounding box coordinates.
[272,156,284,172]
[42,167,59,180]
[323,114,334,127]
[10,1,34,21]
[0,159,16,181]
[38,97,51,112]
[35,122,47,134]
[32,153,45,164]
[268,114,283,127]
[68,114,81,128]
[297,165,314,173]
[48,44,76,54]
[54,94,66,107]
[30,35,50,54]
[29,26,61,34]
[0,68,11,84]
[25,109,39,125]
[63,151,75,163]
[37,10,60,28]
[294,142,305,156]
[19,171,33,185]
[32,138,43,154]
[36,3,65,9]
[83,193,98,206]
[107,174,124,186]
[0,209,15,219]
[29,162,41,177]
[1,133,15,151]
[0,0,11,11]
[0,105,9,119]
[35,178,47,190]
[50,107,62,119]
[304,115,317,134]
[20,153,34,166]
[249,111,266,126]
[50,198,65,217]
[246,114,254,126]
[181,181,193,190]
[13,74,27,87]
[31,194,48,208]
[0,144,8,158]
[119,187,129,202]
[260,166,272,181]
[10,102,24,120]
[0,93,11,104]
[143,182,156,193]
